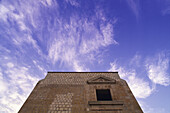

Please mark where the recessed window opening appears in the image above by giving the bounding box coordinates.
[96,89,112,101]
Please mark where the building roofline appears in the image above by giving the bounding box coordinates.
[47,72,118,73]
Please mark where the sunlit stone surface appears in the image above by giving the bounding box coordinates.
[19,72,143,113]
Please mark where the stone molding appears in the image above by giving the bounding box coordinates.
[88,101,124,105]
[87,75,116,84]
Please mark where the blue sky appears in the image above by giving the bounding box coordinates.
[0,0,170,112]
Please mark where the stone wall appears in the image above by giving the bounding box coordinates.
[18,72,143,113]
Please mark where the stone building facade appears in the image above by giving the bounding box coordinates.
[19,72,143,113]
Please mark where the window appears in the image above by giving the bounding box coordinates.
[96,89,112,101]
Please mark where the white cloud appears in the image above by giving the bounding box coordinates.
[0,1,43,56]
[37,65,44,71]
[0,4,27,31]
[6,62,14,68]
[109,52,170,99]
[48,14,117,71]
[65,0,80,7]
[46,0,52,6]
[130,54,141,66]
[127,74,155,98]
[108,62,128,78]
[162,8,170,15]
[108,62,154,98]
[33,60,45,72]
[0,62,40,113]
[27,35,42,55]
[0,4,10,22]
[100,23,118,45]
[126,0,140,18]
[40,0,57,7]
[0,1,117,112]
[145,52,170,86]
[161,0,170,15]
[1,0,117,72]
[0,68,8,95]
[73,61,89,72]
[11,34,43,57]
[139,101,166,113]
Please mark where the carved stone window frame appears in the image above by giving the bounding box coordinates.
[87,75,124,111]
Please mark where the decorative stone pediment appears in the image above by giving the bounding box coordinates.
[87,75,116,84]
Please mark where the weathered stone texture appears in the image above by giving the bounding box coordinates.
[18,72,143,113]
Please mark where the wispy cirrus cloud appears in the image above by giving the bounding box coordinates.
[65,0,80,7]
[127,73,155,98]
[1,0,117,72]
[48,18,116,71]
[130,54,142,67]
[145,51,170,86]
[126,0,140,18]
[162,8,170,15]
[0,59,40,112]
[0,1,44,58]
[48,9,117,71]
[0,44,46,112]
[0,68,8,96]
[161,0,170,15]
[0,4,11,22]
[109,51,170,99]
[139,101,166,113]
[0,1,118,112]
[108,61,155,99]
